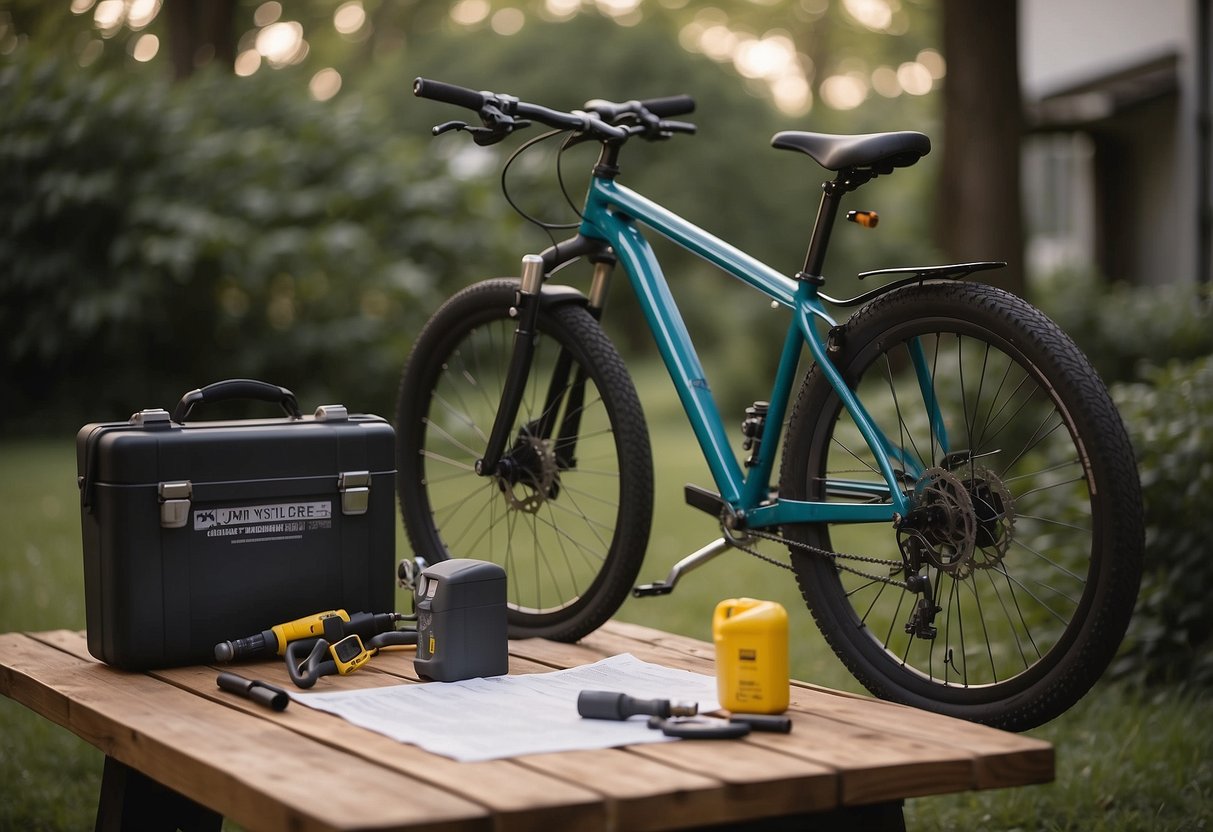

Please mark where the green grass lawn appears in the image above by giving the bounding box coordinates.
[2,370,1211,829]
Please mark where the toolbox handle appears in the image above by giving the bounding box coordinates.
[171,379,303,423]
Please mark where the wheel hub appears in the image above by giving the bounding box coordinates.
[496,433,558,513]
[897,458,1016,580]
[954,465,1014,578]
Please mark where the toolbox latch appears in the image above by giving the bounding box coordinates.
[159,480,193,529]
[314,404,349,421]
[130,408,173,429]
[338,471,371,515]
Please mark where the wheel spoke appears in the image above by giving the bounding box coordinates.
[398,282,651,639]
[782,283,1134,731]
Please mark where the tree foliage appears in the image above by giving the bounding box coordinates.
[2,3,950,429]
[0,51,508,428]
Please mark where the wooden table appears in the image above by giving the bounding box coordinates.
[0,620,1052,831]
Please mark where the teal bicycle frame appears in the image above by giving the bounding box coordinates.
[571,173,919,529]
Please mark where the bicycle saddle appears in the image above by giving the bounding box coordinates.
[771,130,930,172]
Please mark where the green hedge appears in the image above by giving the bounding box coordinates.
[0,53,507,430]
[1112,355,1213,684]
[1038,274,1213,683]
[1041,272,1213,385]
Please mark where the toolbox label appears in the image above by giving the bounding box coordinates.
[193,501,333,532]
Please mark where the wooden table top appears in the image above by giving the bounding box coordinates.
[0,620,1053,831]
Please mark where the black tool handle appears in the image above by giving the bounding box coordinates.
[172,378,302,423]
[577,690,695,720]
[728,713,793,733]
[216,672,290,711]
[578,690,644,719]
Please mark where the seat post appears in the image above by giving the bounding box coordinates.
[798,176,848,284]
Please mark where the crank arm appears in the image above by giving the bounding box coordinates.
[633,537,731,597]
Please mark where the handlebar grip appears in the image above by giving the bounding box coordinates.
[413,77,486,110]
[638,94,695,118]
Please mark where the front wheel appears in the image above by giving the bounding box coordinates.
[781,281,1143,731]
[396,279,653,642]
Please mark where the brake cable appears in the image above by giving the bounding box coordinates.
[500,128,584,241]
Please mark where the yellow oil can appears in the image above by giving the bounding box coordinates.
[712,598,789,714]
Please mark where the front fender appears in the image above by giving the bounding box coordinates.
[539,284,589,307]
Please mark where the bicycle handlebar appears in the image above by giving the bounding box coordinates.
[412,77,487,110]
[583,94,695,121]
[413,77,696,145]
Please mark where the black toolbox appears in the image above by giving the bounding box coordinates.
[76,380,397,670]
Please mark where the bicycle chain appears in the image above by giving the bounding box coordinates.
[730,525,913,591]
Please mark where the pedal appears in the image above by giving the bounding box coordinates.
[684,484,724,517]
[632,582,674,598]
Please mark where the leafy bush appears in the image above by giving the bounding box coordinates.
[0,52,507,430]
[1112,355,1213,684]
[1035,273,1213,682]
[1037,270,1213,384]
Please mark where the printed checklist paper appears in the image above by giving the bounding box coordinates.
[292,653,721,761]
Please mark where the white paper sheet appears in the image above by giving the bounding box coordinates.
[291,653,720,762]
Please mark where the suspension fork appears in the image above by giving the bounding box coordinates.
[475,252,616,478]
[476,255,546,477]
[546,255,615,470]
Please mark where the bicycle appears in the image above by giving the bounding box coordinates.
[395,77,1143,731]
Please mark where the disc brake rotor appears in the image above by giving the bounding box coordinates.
[498,435,558,514]
[899,467,977,574]
[953,465,1015,579]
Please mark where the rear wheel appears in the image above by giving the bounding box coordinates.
[396,279,653,641]
[781,281,1142,730]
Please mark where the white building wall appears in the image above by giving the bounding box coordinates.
[1021,0,1188,97]
[1019,0,1202,285]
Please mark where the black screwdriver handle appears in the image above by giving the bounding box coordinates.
[216,672,290,711]
[577,690,696,720]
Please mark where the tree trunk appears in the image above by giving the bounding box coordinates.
[938,0,1025,295]
[164,0,238,80]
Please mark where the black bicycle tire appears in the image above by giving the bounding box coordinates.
[395,279,653,642]
[781,281,1143,731]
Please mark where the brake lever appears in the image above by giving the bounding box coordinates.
[653,120,697,141]
[432,119,532,146]
[471,119,530,146]
[432,120,470,137]
[432,121,500,145]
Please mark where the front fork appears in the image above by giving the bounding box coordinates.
[475,254,546,477]
[475,253,614,479]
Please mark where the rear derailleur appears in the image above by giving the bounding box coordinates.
[903,571,941,640]
[894,466,984,639]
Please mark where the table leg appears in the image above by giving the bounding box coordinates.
[701,800,906,832]
[95,756,223,832]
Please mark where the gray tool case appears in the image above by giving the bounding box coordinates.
[76,379,396,670]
